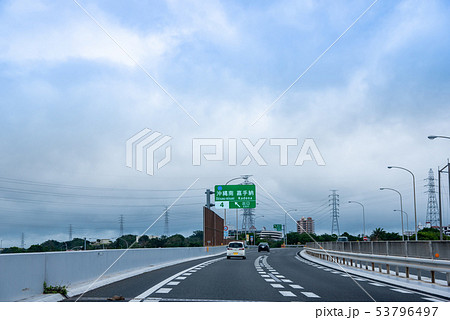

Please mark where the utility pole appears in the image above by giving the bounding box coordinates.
[438,162,449,241]
[329,190,340,236]
[21,233,25,249]
[164,206,169,236]
[69,224,73,241]
[119,215,124,237]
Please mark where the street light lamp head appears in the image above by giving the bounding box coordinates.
[428,136,437,140]
[380,188,385,190]
[387,166,392,169]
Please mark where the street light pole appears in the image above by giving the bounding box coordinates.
[428,135,450,240]
[388,166,417,241]
[348,201,365,238]
[285,209,297,246]
[380,187,404,241]
[428,135,450,140]
[394,210,409,240]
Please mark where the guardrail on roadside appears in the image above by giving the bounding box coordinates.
[305,241,450,260]
[303,243,450,286]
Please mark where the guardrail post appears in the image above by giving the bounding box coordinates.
[431,271,435,283]
[417,270,421,281]
[406,267,409,278]
[371,262,375,271]
[386,264,390,274]
[405,241,408,257]
[447,273,450,286]
[395,266,399,276]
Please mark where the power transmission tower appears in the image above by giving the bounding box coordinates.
[329,190,340,235]
[425,168,440,228]
[119,215,124,236]
[21,232,25,249]
[164,206,169,236]
[240,176,255,237]
[69,224,73,241]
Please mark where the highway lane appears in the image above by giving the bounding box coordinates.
[65,248,448,302]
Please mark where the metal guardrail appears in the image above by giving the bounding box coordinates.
[305,241,450,260]
[304,246,450,286]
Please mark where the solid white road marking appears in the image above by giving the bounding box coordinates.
[271,284,284,288]
[279,291,296,297]
[301,292,320,298]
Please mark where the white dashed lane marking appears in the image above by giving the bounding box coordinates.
[132,256,225,302]
[390,288,413,294]
[255,255,321,300]
[368,282,386,287]
[290,284,304,289]
[279,291,296,297]
[302,292,320,298]
[155,288,172,294]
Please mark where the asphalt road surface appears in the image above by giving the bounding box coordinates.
[65,248,448,302]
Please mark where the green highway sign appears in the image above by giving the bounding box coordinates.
[273,224,282,231]
[215,184,256,209]
[216,200,256,209]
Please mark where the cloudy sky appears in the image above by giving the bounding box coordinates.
[1,0,449,248]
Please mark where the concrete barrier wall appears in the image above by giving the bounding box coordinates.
[0,246,225,302]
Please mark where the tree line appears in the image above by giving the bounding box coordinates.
[0,230,204,254]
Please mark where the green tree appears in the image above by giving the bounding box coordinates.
[370,228,386,241]
[1,246,26,254]
[186,230,203,247]
[165,234,185,247]
[27,244,44,252]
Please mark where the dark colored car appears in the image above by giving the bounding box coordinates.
[258,242,270,252]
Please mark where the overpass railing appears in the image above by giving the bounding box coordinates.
[304,241,450,286]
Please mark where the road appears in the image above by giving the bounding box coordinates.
[65,248,448,302]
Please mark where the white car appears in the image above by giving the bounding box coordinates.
[227,241,246,259]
